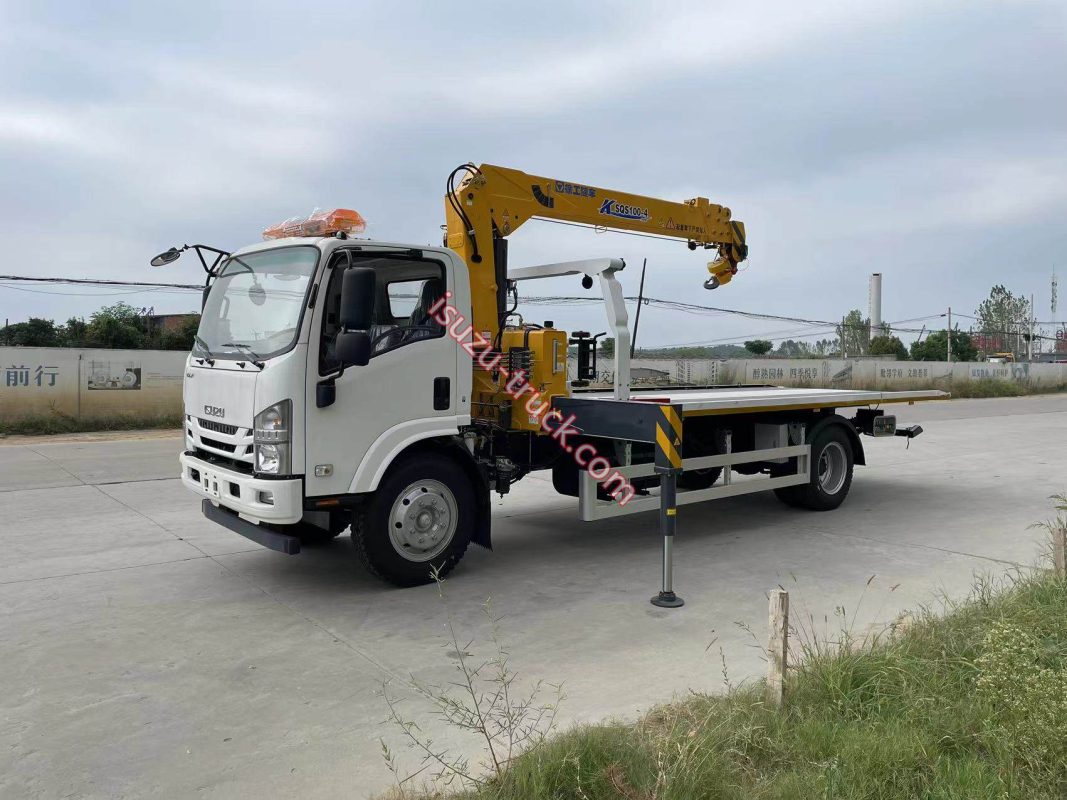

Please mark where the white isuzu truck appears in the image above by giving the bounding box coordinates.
[159,164,941,606]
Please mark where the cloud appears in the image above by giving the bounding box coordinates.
[0,0,1064,346]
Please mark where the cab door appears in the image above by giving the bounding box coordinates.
[304,250,461,497]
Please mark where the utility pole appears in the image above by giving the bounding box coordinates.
[1028,294,1035,361]
[629,258,647,360]
[946,307,952,363]
[841,316,847,358]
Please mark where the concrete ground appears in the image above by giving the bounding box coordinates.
[2,395,1065,798]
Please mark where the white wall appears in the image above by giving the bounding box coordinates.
[576,358,1067,389]
[4,348,1064,422]
[0,347,187,420]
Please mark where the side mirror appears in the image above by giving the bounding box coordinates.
[340,267,375,331]
[336,330,372,367]
[151,247,183,267]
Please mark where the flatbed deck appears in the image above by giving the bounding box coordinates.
[553,386,947,448]
[574,386,949,416]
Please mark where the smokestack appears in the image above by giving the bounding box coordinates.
[869,273,882,338]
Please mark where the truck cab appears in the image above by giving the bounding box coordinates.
[179,235,480,581]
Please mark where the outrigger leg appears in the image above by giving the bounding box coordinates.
[651,404,684,609]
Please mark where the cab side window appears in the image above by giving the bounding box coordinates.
[371,268,446,355]
[319,254,446,374]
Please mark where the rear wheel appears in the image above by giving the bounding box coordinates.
[352,453,473,586]
[677,429,721,490]
[774,425,854,510]
[677,466,723,491]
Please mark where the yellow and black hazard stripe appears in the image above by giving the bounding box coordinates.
[654,404,683,470]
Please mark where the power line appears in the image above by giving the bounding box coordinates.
[0,282,183,297]
[0,275,204,290]
[1,273,1061,343]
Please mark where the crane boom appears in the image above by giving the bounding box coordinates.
[444,163,747,340]
[443,163,748,426]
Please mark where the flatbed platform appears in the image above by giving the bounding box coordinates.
[553,386,947,447]
[552,385,947,526]
[572,386,949,416]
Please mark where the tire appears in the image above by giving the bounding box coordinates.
[677,429,721,490]
[677,466,723,491]
[351,453,474,587]
[774,425,854,511]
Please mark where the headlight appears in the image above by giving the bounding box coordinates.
[255,442,290,474]
[255,399,291,444]
[254,400,291,474]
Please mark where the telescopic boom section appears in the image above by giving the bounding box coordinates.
[444,163,748,341]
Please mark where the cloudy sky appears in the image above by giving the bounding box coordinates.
[1,0,1064,348]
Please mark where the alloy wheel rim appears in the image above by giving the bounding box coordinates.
[818,441,848,495]
[388,479,458,562]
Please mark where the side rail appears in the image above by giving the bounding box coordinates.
[580,433,810,521]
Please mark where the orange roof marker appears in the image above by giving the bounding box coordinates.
[262,208,366,240]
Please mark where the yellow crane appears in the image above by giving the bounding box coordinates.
[442,163,749,426]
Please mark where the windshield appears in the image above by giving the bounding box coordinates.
[196,245,319,360]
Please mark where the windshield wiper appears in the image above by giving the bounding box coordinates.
[193,335,215,365]
[222,342,265,369]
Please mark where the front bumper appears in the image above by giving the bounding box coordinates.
[179,451,303,525]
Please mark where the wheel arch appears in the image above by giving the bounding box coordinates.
[809,413,865,466]
[373,435,492,551]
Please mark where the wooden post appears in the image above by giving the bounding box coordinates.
[1053,525,1066,580]
[766,588,789,707]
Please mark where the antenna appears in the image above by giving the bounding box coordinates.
[1052,266,1058,315]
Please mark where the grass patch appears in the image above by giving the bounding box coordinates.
[942,378,1067,398]
[0,411,184,436]
[388,558,1067,798]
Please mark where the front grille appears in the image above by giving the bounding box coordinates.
[200,436,236,452]
[194,447,254,475]
[199,418,239,435]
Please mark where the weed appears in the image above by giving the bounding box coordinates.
[0,411,183,436]
[386,501,1067,800]
[379,572,564,795]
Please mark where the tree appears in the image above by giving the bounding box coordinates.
[813,338,836,357]
[3,317,61,347]
[158,315,201,351]
[598,337,615,359]
[744,339,773,356]
[910,330,978,362]
[775,339,813,358]
[60,317,89,347]
[836,309,870,356]
[3,306,198,351]
[974,285,1029,357]
[869,335,908,361]
[87,302,146,349]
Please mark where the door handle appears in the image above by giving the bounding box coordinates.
[433,377,450,410]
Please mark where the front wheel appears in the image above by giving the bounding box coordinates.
[351,453,474,587]
[774,425,854,511]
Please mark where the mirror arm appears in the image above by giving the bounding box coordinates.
[186,244,231,276]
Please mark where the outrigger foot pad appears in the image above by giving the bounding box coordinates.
[651,591,684,608]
